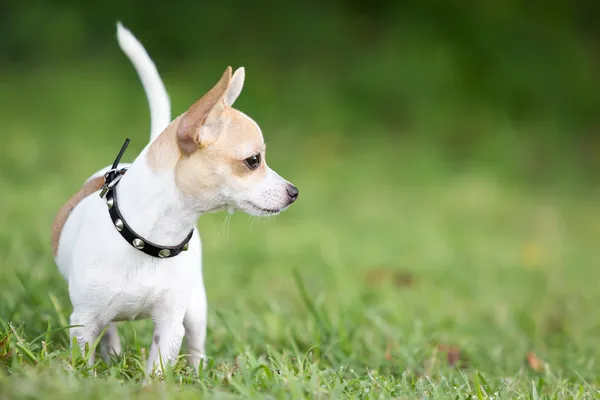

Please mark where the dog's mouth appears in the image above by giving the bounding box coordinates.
[242,201,283,216]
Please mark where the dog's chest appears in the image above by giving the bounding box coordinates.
[60,193,202,321]
[110,260,184,321]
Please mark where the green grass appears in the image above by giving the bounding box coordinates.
[1,65,600,399]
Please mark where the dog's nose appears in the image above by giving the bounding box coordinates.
[286,184,299,203]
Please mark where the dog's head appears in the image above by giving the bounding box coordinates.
[148,66,298,216]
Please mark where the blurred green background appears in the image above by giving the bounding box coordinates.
[2,0,600,184]
[1,1,600,397]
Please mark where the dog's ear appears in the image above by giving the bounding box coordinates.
[177,66,232,154]
[225,67,245,107]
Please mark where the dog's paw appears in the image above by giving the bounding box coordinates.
[188,354,209,374]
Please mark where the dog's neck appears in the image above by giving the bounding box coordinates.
[115,165,196,247]
[115,122,198,247]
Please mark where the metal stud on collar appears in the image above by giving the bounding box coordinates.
[133,238,145,249]
[115,219,124,231]
[158,249,171,258]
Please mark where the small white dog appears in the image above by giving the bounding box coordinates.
[51,23,298,375]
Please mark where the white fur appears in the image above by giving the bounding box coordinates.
[117,22,171,141]
[56,24,296,376]
[85,24,172,182]
[237,165,293,215]
[57,162,207,373]
[58,24,203,375]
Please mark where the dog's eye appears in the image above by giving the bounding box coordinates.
[244,154,261,170]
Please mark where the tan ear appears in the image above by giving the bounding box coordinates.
[177,66,232,154]
[225,67,245,106]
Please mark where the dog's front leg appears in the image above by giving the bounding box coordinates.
[70,310,108,366]
[146,315,185,375]
[183,283,208,371]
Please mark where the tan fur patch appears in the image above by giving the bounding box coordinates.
[146,116,183,172]
[51,176,105,256]
[147,67,233,172]
[174,106,266,200]
[146,67,266,204]
[229,157,265,177]
[178,67,232,153]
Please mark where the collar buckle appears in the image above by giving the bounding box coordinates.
[99,168,126,198]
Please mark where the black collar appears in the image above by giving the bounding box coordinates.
[98,139,193,258]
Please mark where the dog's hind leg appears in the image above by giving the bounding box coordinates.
[100,322,122,363]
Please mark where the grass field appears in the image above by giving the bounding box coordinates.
[1,65,599,399]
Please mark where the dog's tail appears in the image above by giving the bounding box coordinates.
[117,22,171,142]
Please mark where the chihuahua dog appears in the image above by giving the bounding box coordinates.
[51,23,298,375]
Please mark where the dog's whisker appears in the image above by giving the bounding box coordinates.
[220,213,231,240]
[248,215,256,230]
[226,213,232,238]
